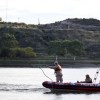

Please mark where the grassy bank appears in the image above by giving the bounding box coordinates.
[0,57,100,68]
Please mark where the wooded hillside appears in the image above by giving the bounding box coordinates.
[1,18,100,58]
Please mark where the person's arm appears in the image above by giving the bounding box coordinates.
[48,66,54,69]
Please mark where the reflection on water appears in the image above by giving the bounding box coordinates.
[0,68,100,100]
[44,90,100,95]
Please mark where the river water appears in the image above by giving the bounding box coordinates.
[0,68,100,100]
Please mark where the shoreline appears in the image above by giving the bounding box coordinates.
[0,63,99,68]
[0,58,100,68]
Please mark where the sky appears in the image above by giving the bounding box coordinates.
[0,0,100,24]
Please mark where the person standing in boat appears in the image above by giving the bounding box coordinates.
[78,74,92,83]
[49,61,63,83]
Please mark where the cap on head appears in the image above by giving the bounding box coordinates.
[86,74,89,77]
[54,61,58,65]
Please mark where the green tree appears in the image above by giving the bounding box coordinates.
[68,40,85,56]
[0,32,19,57]
[0,32,18,49]
[48,40,85,56]
[10,47,36,58]
[62,40,71,55]
[22,47,36,58]
[48,40,65,56]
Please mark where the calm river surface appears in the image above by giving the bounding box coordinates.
[0,68,100,100]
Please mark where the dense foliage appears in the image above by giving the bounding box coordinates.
[48,40,85,56]
[0,30,36,58]
[9,47,36,58]
[1,17,100,58]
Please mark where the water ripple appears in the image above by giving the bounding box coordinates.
[0,83,49,92]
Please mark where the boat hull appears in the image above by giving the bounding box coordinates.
[42,81,100,92]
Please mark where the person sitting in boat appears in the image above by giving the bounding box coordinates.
[78,74,92,83]
[49,61,63,83]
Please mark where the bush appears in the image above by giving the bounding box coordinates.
[10,47,36,58]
